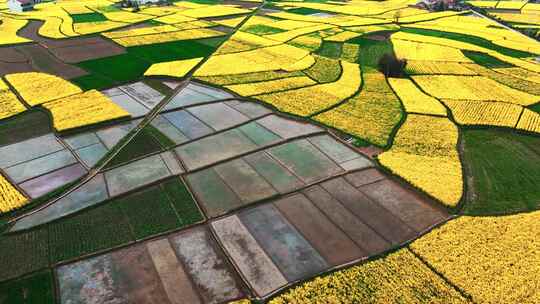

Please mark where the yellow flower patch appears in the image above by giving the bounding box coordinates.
[0,79,26,120]
[62,4,94,15]
[287,34,322,51]
[154,12,196,24]
[410,211,540,304]
[516,109,540,134]
[196,70,305,86]
[340,43,360,62]
[0,16,31,45]
[74,21,127,35]
[324,30,362,42]
[378,114,462,206]
[388,78,447,116]
[255,61,361,116]
[0,173,27,213]
[102,24,181,39]
[43,90,130,131]
[212,16,246,28]
[443,99,523,128]
[493,67,540,84]
[102,11,153,23]
[405,60,477,75]
[314,72,402,147]
[265,24,335,42]
[270,248,469,304]
[464,63,540,95]
[5,72,82,106]
[180,5,250,18]
[412,75,540,106]
[392,39,472,62]
[112,28,226,47]
[225,76,316,96]
[195,44,310,76]
[144,57,203,78]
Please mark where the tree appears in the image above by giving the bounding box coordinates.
[393,10,402,24]
[378,53,407,77]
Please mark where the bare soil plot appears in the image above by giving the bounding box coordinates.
[14,44,87,79]
[57,226,246,304]
[212,170,449,298]
[17,20,125,63]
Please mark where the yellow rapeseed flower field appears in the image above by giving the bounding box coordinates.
[516,109,540,134]
[314,72,402,147]
[255,61,361,116]
[405,60,477,75]
[112,28,226,47]
[144,57,203,78]
[0,79,26,120]
[270,248,469,304]
[443,99,523,128]
[412,75,540,106]
[225,76,316,96]
[0,16,31,45]
[43,90,130,131]
[5,72,82,106]
[392,39,472,62]
[0,174,27,213]
[388,78,447,116]
[410,211,540,304]
[378,114,462,206]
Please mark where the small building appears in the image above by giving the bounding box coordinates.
[8,0,35,12]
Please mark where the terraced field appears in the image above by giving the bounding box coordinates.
[0,0,538,303]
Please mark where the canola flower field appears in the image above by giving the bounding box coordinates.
[0,0,538,302]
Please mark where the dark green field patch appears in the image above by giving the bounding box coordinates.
[71,73,115,91]
[105,127,165,169]
[118,186,181,239]
[243,24,286,35]
[286,7,324,15]
[347,36,395,72]
[401,27,534,58]
[0,270,55,304]
[316,41,342,59]
[77,53,150,83]
[48,203,134,263]
[0,228,49,282]
[0,109,52,146]
[529,103,540,113]
[162,177,203,225]
[462,50,514,68]
[71,13,108,23]
[462,129,540,215]
[127,39,219,63]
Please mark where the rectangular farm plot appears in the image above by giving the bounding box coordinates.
[214,158,278,203]
[107,90,150,117]
[164,82,233,110]
[150,115,190,145]
[12,174,109,231]
[244,151,305,194]
[268,139,343,184]
[274,194,365,266]
[162,109,214,139]
[19,163,86,198]
[119,81,165,109]
[211,215,288,297]
[320,177,416,245]
[0,133,64,168]
[105,154,172,197]
[170,226,247,303]
[57,244,170,304]
[5,149,78,183]
[302,185,390,255]
[175,128,259,170]
[359,179,447,232]
[225,100,272,119]
[308,134,373,171]
[187,102,250,131]
[257,115,322,139]
[239,204,328,282]
[186,168,243,217]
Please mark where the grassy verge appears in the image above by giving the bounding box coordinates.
[71,13,108,23]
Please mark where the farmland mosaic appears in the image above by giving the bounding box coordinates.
[0,0,538,302]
